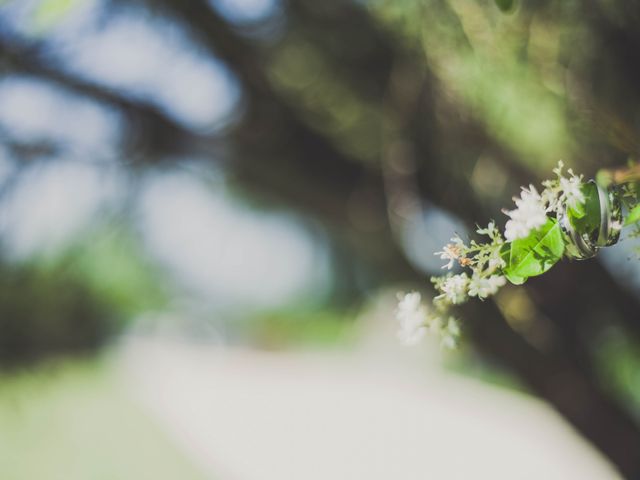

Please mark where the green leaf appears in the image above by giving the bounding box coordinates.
[503,218,565,285]
[494,0,515,12]
[500,243,526,285]
[568,182,600,235]
[568,199,585,219]
[625,204,640,226]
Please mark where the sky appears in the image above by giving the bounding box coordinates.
[0,0,326,313]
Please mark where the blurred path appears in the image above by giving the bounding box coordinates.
[117,338,621,480]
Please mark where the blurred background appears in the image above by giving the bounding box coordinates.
[2,0,640,478]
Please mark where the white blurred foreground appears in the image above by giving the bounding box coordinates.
[119,337,620,480]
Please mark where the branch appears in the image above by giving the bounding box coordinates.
[0,35,218,160]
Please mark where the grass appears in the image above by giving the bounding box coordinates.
[0,357,210,480]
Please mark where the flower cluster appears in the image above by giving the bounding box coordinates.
[395,161,586,348]
[503,186,547,241]
[395,291,460,349]
[503,161,585,241]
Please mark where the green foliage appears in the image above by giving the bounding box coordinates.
[494,0,516,13]
[625,204,640,226]
[55,228,169,322]
[377,0,572,170]
[269,42,381,163]
[568,182,600,234]
[0,227,168,367]
[502,218,565,285]
[0,260,113,366]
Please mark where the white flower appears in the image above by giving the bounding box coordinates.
[489,274,507,291]
[429,315,444,334]
[441,335,456,350]
[436,273,469,304]
[552,160,565,177]
[434,237,464,269]
[434,245,458,270]
[504,185,548,241]
[468,274,506,299]
[560,174,585,210]
[488,254,506,273]
[476,221,501,241]
[446,316,460,336]
[440,317,461,350]
[397,326,427,346]
[397,291,421,315]
[395,292,428,345]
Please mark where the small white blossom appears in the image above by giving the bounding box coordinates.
[489,274,507,291]
[434,236,465,270]
[398,325,427,346]
[543,161,586,214]
[560,174,585,210]
[446,316,460,336]
[440,318,460,350]
[436,273,469,304]
[441,335,456,350]
[468,274,506,299]
[476,221,501,241]
[488,254,506,273]
[429,315,444,334]
[395,292,428,345]
[435,244,459,270]
[553,160,565,177]
[504,185,548,241]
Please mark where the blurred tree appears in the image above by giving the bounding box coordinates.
[3,0,640,476]
[0,259,113,366]
[0,225,168,366]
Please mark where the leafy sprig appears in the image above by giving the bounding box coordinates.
[396,161,636,348]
